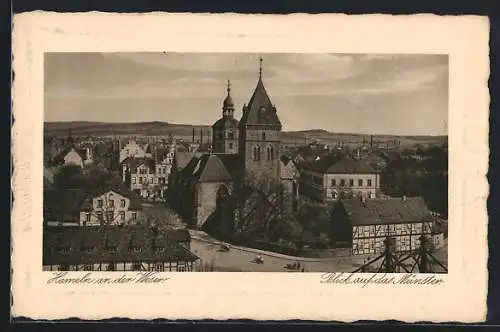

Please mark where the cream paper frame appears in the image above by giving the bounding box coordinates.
[11,12,489,322]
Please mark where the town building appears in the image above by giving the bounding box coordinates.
[42,226,198,272]
[51,144,93,168]
[168,58,297,229]
[330,196,441,255]
[120,142,176,200]
[44,187,143,227]
[121,157,156,198]
[79,188,143,226]
[119,140,150,163]
[299,155,380,202]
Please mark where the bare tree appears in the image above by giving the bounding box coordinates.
[233,171,296,242]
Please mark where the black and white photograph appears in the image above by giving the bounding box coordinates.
[42,52,449,274]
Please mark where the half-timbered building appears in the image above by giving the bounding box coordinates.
[330,196,436,255]
[43,226,198,272]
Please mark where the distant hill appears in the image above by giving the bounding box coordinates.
[44,121,447,147]
[44,121,211,138]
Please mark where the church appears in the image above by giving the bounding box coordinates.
[167,58,300,233]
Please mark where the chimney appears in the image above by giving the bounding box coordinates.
[86,146,92,162]
[200,128,203,146]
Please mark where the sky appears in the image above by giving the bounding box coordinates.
[44,52,448,135]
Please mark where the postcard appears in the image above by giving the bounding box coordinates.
[11,12,489,322]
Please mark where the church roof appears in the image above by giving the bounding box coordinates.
[179,153,243,183]
[212,117,239,130]
[239,77,282,129]
[223,94,234,108]
[192,154,233,182]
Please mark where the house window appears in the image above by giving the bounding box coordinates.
[262,132,266,140]
[177,264,186,272]
[96,212,103,222]
[367,179,373,187]
[120,199,126,207]
[131,212,137,221]
[97,199,103,208]
[331,179,336,187]
[229,142,233,149]
[58,264,69,271]
[119,211,125,222]
[349,179,354,187]
[340,179,346,187]
[84,264,93,271]
[106,262,116,271]
[132,177,136,184]
[228,132,234,140]
[139,177,143,184]
[155,263,165,272]
[106,211,114,222]
[85,213,91,223]
[358,179,363,187]
[133,263,142,271]
[108,199,114,208]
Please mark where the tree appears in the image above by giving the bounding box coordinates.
[135,204,186,230]
[53,165,86,189]
[231,171,298,243]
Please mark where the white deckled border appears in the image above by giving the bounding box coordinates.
[11,12,489,322]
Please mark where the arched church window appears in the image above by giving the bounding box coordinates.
[253,146,261,161]
[267,145,274,160]
[262,132,266,141]
[216,185,229,207]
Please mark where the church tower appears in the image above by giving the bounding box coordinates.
[212,80,239,154]
[238,57,282,182]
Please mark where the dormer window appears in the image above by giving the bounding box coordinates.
[105,245,118,253]
[57,246,71,254]
[82,246,96,253]
[154,246,165,253]
[129,244,142,253]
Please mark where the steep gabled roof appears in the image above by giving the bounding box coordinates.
[341,197,434,226]
[43,226,199,265]
[239,78,281,128]
[51,145,87,166]
[193,154,233,182]
[120,157,155,173]
[302,155,377,174]
[217,154,243,180]
[80,186,143,211]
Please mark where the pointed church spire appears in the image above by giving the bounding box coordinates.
[259,57,263,79]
